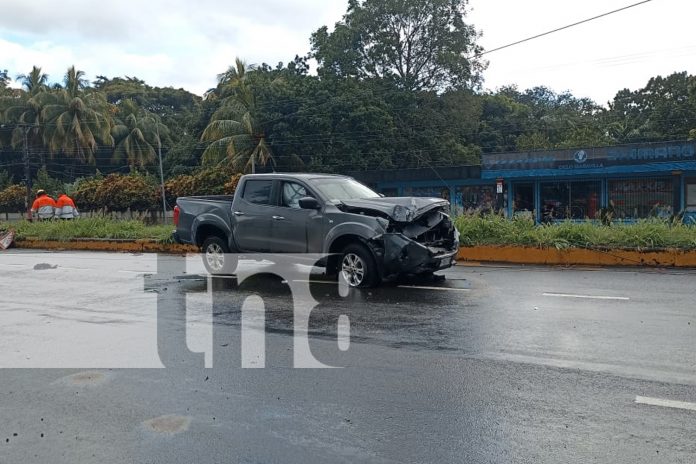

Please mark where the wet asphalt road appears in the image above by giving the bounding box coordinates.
[0,250,694,463]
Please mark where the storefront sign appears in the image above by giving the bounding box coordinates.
[482,142,696,171]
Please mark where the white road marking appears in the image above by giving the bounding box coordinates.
[57,266,93,271]
[635,396,696,412]
[118,270,149,275]
[292,279,336,285]
[290,280,471,292]
[542,292,629,301]
[0,263,25,267]
[398,285,471,292]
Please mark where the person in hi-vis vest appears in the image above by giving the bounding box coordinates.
[31,190,56,220]
[55,191,79,219]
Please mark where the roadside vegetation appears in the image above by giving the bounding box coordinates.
[455,215,696,250]
[0,217,172,242]
[3,0,696,202]
[2,214,695,250]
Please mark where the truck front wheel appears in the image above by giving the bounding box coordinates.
[201,236,237,275]
[340,243,379,288]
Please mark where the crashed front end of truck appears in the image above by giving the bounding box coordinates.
[337,198,460,279]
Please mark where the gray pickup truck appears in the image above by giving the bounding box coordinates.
[173,173,459,287]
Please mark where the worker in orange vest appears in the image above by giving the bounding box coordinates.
[55,191,79,219]
[31,190,56,220]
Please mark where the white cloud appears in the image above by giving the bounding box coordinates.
[0,0,346,95]
[2,0,692,103]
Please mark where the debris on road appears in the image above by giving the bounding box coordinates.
[0,230,14,250]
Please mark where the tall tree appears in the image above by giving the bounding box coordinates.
[0,66,50,170]
[607,72,696,143]
[111,99,169,169]
[0,69,9,95]
[16,66,49,97]
[310,0,485,92]
[200,59,273,173]
[39,66,113,166]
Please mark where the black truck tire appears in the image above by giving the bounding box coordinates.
[340,243,379,288]
[201,236,238,275]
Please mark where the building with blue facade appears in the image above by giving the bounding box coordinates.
[351,141,696,224]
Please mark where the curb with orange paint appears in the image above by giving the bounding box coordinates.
[457,245,696,268]
[9,239,696,268]
[13,238,197,254]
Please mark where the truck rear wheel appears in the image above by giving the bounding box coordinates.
[201,236,237,275]
[340,243,379,288]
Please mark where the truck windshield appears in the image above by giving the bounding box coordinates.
[310,178,381,201]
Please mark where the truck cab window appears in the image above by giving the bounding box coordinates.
[243,180,273,205]
[282,182,310,208]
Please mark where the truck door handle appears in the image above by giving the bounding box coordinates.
[233,211,245,216]
[272,215,285,221]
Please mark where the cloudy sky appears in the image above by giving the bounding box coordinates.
[0,0,692,105]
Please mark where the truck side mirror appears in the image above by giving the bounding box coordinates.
[299,196,321,210]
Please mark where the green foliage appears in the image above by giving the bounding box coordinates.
[4,217,172,242]
[33,166,63,197]
[72,177,104,211]
[607,72,696,143]
[99,173,157,212]
[111,100,169,169]
[223,173,242,195]
[455,215,696,250]
[0,69,9,94]
[0,184,26,214]
[3,39,696,185]
[39,74,113,164]
[164,167,236,204]
[73,173,158,212]
[201,59,273,172]
[0,170,12,190]
[311,0,485,91]
[163,173,196,205]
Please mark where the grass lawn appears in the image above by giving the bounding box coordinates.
[2,215,695,250]
[0,218,173,242]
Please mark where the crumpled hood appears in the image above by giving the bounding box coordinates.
[338,197,450,222]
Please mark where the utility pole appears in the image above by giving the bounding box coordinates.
[156,124,167,223]
[22,125,31,220]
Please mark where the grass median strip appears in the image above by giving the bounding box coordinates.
[455,215,696,250]
[0,218,173,243]
[2,215,696,253]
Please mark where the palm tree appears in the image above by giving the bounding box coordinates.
[39,66,113,165]
[0,69,9,95]
[111,99,169,169]
[17,66,49,97]
[0,66,49,165]
[204,58,255,101]
[200,59,273,173]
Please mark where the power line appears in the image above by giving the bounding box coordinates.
[477,0,656,57]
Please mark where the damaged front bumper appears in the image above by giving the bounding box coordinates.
[371,231,459,279]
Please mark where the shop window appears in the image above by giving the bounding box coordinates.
[687,179,696,210]
[456,185,497,214]
[608,178,673,220]
[513,183,534,218]
[685,179,696,225]
[540,181,601,221]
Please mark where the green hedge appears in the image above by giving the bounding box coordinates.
[454,215,696,250]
